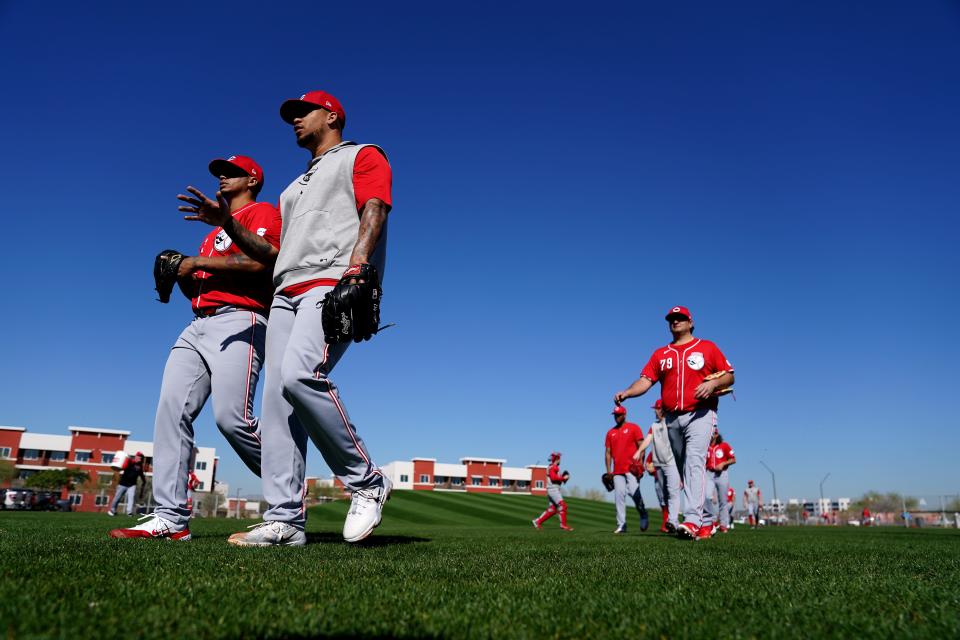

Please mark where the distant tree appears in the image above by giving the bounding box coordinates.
[309,484,343,501]
[852,491,918,513]
[0,460,16,484]
[27,469,89,492]
[565,486,607,502]
[945,496,960,512]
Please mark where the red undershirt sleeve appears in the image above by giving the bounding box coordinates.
[353,146,393,212]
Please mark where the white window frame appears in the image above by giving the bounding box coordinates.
[23,449,40,460]
[419,474,430,483]
[100,452,114,464]
[0,447,11,458]
[49,451,67,462]
[535,480,544,489]
[196,461,207,471]
[69,493,83,506]
[74,450,91,463]
[452,478,463,486]
[197,482,204,491]
[471,476,482,486]
[488,478,500,487]
[399,474,409,483]
[94,494,110,506]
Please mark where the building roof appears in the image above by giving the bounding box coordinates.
[20,433,72,451]
[68,426,132,436]
[0,425,26,432]
[459,457,507,464]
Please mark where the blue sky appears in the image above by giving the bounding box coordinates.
[1,1,957,505]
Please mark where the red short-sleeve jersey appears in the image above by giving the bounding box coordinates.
[192,202,282,314]
[604,422,645,475]
[640,338,734,413]
[726,487,735,503]
[706,441,736,471]
[548,463,563,483]
[353,146,392,211]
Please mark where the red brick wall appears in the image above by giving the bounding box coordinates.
[530,467,547,495]
[0,430,22,459]
[413,460,435,490]
[464,461,503,493]
[69,432,127,464]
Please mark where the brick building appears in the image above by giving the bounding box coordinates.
[0,425,217,512]
[380,457,548,495]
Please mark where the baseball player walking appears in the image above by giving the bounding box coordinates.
[726,485,736,529]
[744,480,762,528]
[614,305,735,540]
[706,429,736,533]
[180,91,394,546]
[111,156,280,541]
[532,452,573,531]
[639,400,681,533]
[605,406,649,534]
[107,452,146,516]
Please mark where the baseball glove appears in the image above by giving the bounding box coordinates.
[321,264,382,344]
[561,471,570,484]
[628,461,644,478]
[704,370,734,396]
[153,249,185,303]
[601,473,615,492]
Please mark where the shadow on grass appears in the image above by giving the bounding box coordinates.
[305,532,431,547]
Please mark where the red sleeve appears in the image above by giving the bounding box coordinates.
[241,202,282,249]
[723,443,736,463]
[548,465,563,482]
[121,458,129,470]
[634,424,645,445]
[353,147,392,212]
[640,350,661,382]
[708,342,734,374]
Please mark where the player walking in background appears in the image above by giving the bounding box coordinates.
[614,305,735,541]
[640,399,681,533]
[726,485,736,529]
[605,406,649,534]
[706,428,736,533]
[111,156,280,541]
[532,452,573,531]
[182,91,394,546]
[107,452,146,516]
[744,480,762,528]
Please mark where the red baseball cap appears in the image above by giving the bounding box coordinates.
[280,90,347,128]
[651,399,663,409]
[208,155,264,186]
[613,406,627,416]
[665,305,692,321]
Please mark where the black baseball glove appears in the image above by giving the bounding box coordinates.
[561,470,570,484]
[601,473,615,492]
[153,249,185,303]
[321,264,382,344]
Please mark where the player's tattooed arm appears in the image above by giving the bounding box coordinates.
[614,376,654,405]
[604,448,614,475]
[178,254,270,276]
[348,198,389,267]
[178,187,278,266]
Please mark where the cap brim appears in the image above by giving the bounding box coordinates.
[280,99,323,124]
[208,159,249,178]
[665,313,691,321]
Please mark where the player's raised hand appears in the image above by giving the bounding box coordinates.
[178,186,230,227]
[614,391,626,405]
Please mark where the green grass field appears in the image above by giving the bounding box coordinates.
[2,492,958,639]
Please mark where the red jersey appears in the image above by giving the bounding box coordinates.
[604,422,645,475]
[727,487,735,503]
[192,202,282,314]
[706,441,736,471]
[548,464,563,484]
[640,338,734,413]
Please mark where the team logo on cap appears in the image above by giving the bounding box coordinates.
[672,307,681,313]
[214,229,233,252]
[686,352,704,370]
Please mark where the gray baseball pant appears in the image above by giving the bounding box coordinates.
[613,474,646,529]
[110,484,137,515]
[708,469,730,528]
[666,408,716,528]
[261,288,384,529]
[652,463,681,527]
[153,309,266,528]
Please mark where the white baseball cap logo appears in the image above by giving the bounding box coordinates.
[228,155,237,161]
[672,307,681,312]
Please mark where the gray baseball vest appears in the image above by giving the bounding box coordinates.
[274,141,388,291]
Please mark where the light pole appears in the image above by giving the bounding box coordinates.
[759,460,778,512]
[819,472,831,520]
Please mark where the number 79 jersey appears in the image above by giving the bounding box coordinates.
[640,338,734,413]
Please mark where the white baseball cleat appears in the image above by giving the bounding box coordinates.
[343,476,392,543]
[106,510,116,517]
[613,525,627,534]
[227,521,306,547]
[109,513,190,541]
